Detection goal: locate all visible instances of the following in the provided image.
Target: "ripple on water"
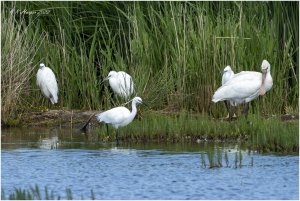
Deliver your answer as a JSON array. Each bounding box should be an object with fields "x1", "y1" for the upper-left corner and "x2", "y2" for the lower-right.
[{"x1": 1, "y1": 145, "x2": 299, "y2": 200}]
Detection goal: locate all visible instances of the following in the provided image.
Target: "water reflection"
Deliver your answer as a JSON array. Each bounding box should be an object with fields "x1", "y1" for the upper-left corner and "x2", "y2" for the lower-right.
[
  {"x1": 2, "y1": 127, "x2": 256, "y2": 168},
  {"x1": 39, "y1": 136, "x2": 59, "y2": 149},
  {"x1": 1, "y1": 127, "x2": 299, "y2": 200},
  {"x1": 200, "y1": 148, "x2": 254, "y2": 169}
]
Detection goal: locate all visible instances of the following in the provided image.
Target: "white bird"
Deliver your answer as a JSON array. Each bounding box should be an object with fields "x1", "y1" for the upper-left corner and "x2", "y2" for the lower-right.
[
  {"x1": 36, "y1": 63, "x2": 58, "y2": 104},
  {"x1": 212, "y1": 60, "x2": 273, "y2": 119},
  {"x1": 221, "y1": 66, "x2": 235, "y2": 118},
  {"x1": 81, "y1": 97, "x2": 145, "y2": 143},
  {"x1": 102, "y1": 71, "x2": 134, "y2": 99},
  {"x1": 222, "y1": 66, "x2": 234, "y2": 85}
]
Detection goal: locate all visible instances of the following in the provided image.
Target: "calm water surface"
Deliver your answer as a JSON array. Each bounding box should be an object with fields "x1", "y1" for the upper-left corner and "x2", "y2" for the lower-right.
[{"x1": 1, "y1": 128, "x2": 299, "y2": 199}]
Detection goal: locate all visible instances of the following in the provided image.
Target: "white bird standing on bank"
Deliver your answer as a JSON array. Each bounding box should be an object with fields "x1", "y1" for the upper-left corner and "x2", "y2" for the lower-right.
[
  {"x1": 102, "y1": 71, "x2": 134, "y2": 99},
  {"x1": 221, "y1": 66, "x2": 235, "y2": 118},
  {"x1": 222, "y1": 66, "x2": 235, "y2": 86},
  {"x1": 81, "y1": 97, "x2": 146, "y2": 143},
  {"x1": 212, "y1": 60, "x2": 273, "y2": 119},
  {"x1": 36, "y1": 63, "x2": 58, "y2": 104}
]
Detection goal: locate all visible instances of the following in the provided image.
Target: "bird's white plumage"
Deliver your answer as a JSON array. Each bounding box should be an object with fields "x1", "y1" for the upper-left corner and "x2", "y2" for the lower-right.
[
  {"x1": 105, "y1": 71, "x2": 134, "y2": 99},
  {"x1": 96, "y1": 97, "x2": 143, "y2": 129},
  {"x1": 36, "y1": 63, "x2": 58, "y2": 104},
  {"x1": 221, "y1": 65, "x2": 236, "y2": 113},
  {"x1": 212, "y1": 60, "x2": 273, "y2": 105},
  {"x1": 222, "y1": 66, "x2": 234, "y2": 85}
]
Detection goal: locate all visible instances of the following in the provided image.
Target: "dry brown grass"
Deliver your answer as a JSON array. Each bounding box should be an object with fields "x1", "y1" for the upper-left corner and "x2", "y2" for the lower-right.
[{"x1": 1, "y1": 7, "x2": 45, "y2": 124}]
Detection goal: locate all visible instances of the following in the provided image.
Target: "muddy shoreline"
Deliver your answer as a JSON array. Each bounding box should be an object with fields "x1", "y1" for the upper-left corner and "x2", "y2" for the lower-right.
[{"x1": 11, "y1": 110, "x2": 100, "y2": 129}]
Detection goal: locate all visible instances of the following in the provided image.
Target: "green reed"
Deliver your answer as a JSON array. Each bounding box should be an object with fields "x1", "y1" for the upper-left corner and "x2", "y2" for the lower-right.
[
  {"x1": 199, "y1": 146, "x2": 252, "y2": 169},
  {"x1": 92, "y1": 110, "x2": 298, "y2": 153},
  {"x1": 1, "y1": 185, "x2": 95, "y2": 200},
  {"x1": 1, "y1": 2, "x2": 298, "y2": 126},
  {"x1": 1, "y1": 2, "x2": 299, "y2": 137}
]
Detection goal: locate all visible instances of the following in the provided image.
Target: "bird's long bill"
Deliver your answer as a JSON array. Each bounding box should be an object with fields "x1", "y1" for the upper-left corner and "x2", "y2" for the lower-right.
[
  {"x1": 259, "y1": 71, "x2": 267, "y2": 95},
  {"x1": 99, "y1": 77, "x2": 109, "y2": 85},
  {"x1": 261, "y1": 70, "x2": 267, "y2": 84},
  {"x1": 141, "y1": 101, "x2": 148, "y2": 107}
]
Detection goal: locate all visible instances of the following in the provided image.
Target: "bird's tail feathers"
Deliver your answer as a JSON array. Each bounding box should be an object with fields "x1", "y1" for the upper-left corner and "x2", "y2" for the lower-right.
[
  {"x1": 50, "y1": 93, "x2": 58, "y2": 104},
  {"x1": 212, "y1": 93, "x2": 222, "y2": 103},
  {"x1": 212, "y1": 97, "x2": 219, "y2": 103},
  {"x1": 50, "y1": 97, "x2": 58, "y2": 104}
]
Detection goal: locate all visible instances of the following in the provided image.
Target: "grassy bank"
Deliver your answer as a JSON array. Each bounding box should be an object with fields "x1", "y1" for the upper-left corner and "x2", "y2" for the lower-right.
[
  {"x1": 1, "y1": 1, "x2": 299, "y2": 124},
  {"x1": 3, "y1": 108, "x2": 296, "y2": 153},
  {"x1": 2, "y1": 107, "x2": 297, "y2": 153},
  {"x1": 77, "y1": 110, "x2": 297, "y2": 153}
]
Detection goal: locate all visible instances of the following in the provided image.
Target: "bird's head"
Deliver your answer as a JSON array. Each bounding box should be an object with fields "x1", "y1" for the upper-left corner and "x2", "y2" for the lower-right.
[
  {"x1": 223, "y1": 65, "x2": 232, "y2": 73},
  {"x1": 132, "y1": 96, "x2": 147, "y2": 106},
  {"x1": 108, "y1": 71, "x2": 118, "y2": 78},
  {"x1": 39, "y1": 63, "x2": 45, "y2": 69},
  {"x1": 100, "y1": 71, "x2": 118, "y2": 84},
  {"x1": 261, "y1": 60, "x2": 270, "y2": 74}
]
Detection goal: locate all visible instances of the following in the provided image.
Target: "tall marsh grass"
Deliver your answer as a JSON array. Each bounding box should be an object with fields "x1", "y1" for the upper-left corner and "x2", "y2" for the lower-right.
[
  {"x1": 1, "y1": 7, "x2": 44, "y2": 124},
  {"x1": 93, "y1": 111, "x2": 298, "y2": 153},
  {"x1": 1, "y1": 2, "x2": 298, "y2": 122}
]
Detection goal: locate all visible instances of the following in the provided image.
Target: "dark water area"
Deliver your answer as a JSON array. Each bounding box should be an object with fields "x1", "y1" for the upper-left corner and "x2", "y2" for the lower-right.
[{"x1": 1, "y1": 128, "x2": 299, "y2": 200}]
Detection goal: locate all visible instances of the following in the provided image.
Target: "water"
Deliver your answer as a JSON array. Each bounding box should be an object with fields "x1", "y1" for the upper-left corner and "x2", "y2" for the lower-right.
[{"x1": 1, "y1": 128, "x2": 299, "y2": 200}]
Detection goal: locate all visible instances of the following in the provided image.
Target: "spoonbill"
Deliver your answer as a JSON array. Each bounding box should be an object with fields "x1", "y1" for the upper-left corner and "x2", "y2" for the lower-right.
[
  {"x1": 81, "y1": 97, "x2": 146, "y2": 143},
  {"x1": 221, "y1": 66, "x2": 235, "y2": 118},
  {"x1": 36, "y1": 63, "x2": 58, "y2": 104},
  {"x1": 101, "y1": 71, "x2": 134, "y2": 99},
  {"x1": 212, "y1": 60, "x2": 273, "y2": 120}
]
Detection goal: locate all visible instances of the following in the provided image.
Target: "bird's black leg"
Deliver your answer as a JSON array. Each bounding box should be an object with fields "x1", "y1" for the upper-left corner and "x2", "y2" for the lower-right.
[
  {"x1": 224, "y1": 101, "x2": 230, "y2": 115},
  {"x1": 242, "y1": 102, "x2": 249, "y2": 118},
  {"x1": 224, "y1": 101, "x2": 232, "y2": 122},
  {"x1": 106, "y1": 124, "x2": 109, "y2": 136},
  {"x1": 116, "y1": 130, "x2": 119, "y2": 146}
]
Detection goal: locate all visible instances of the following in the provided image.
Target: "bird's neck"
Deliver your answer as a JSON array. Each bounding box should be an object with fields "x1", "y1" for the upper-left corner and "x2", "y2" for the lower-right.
[
  {"x1": 259, "y1": 71, "x2": 272, "y2": 95},
  {"x1": 130, "y1": 101, "x2": 138, "y2": 117},
  {"x1": 125, "y1": 101, "x2": 138, "y2": 124},
  {"x1": 265, "y1": 71, "x2": 273, "y2": 91}
]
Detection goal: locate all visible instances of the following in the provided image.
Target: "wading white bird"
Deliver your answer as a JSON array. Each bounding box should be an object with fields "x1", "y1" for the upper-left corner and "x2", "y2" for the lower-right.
[
  {"x1": 221, "y1": 66, "x2": 235, "y2": 118},
  {"x1": 36, "y1": 63, "x2": 58, "y2": 104},
  {"x1": 101, "y1": 71, "x2": 134, "y2": 99},
  {"x1": 81, "y1": 97, "x2": 145, "y2": 143},
  {"x1": 212, "y1": 60, "x2": 273, "y2": 120}
]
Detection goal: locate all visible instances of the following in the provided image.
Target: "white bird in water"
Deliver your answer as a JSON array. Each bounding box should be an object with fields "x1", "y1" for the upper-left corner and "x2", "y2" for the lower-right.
[
  {"x1": 36, "y1": 63, "x2": 58, "y2": 104},
  {"x1": 212, "y1": 60, "x2": 273, "y2": 120},
  {"x1": 221, "y1": 66, "x2": 235, "y2": 118},
  {"x1": 81, "y1": 97, "x2": 146, "y2": 144},
  {"x1": 101, "y1": 71, "x2": 134, "y2": 99}
]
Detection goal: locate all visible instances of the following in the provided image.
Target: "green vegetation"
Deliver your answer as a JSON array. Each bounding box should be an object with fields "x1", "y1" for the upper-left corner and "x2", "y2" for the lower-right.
[
  {"x1": 1, "y1": 2, "x2": 298, "y2": 119},
  {"x1": 1, "y1": 185, "x2": 95, "y2": 200},
  {"x1": 93, "y1": 111, "x2": 298, "y2": 153},
  {"x1": 1, "y1": 2, "x2": 298, "y2": 152}
]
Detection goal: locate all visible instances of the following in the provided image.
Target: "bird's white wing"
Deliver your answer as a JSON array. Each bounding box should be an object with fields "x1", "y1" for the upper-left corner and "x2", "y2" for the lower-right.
[
  {"x1": 36, "y1": 69, "x2": 43, "y2": 87},
  {"x1": 118, "y1": 71, "x2": 134, "y2": 94},
  {"x1": 109, "y1": 76, "x2": 122, "y2": 95},
  {"x1": 43, "y1": 67, "x2": 58, "y2": 93},
  {"x1": 213, "y1": 72, "x2": 262, "y2": 102},
  {"x1": 96, "y1": 106, "x2": 130, "y2": 125}
]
